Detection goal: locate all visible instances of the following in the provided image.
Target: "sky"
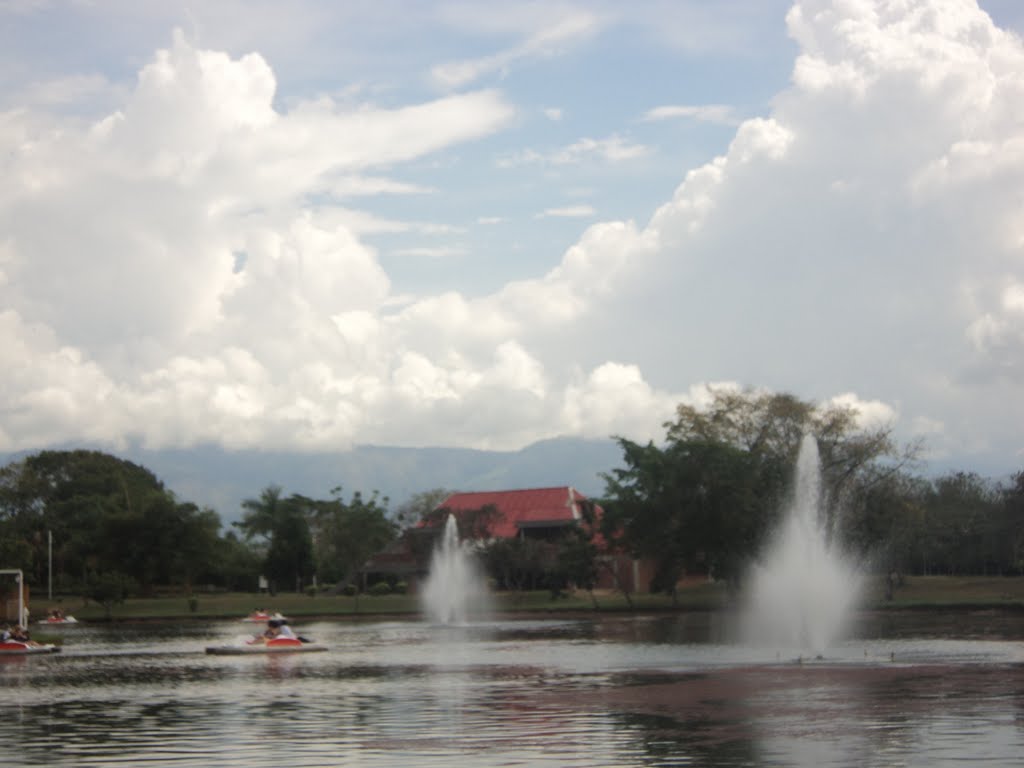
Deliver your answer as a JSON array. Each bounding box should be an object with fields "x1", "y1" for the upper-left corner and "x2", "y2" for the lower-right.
[{"x1": 1, "y1": 0, "x2": 1023, "y2": 477}]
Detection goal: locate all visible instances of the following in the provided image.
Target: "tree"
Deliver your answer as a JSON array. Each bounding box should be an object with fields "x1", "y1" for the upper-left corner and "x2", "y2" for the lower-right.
[
  {"x1": 602, "y1": 388, "x2": 915, "y2": 596},
  {"x1": 308, "y1": 487, "x2": 396, "y2": 588},
  {"x1": 1003, "y1": 472, "x2": 1024, "y2": 576},
  {"x1": 666, "y1": 387, "x2": 916, "y2": 525},
  {"x1": 557, "y1": 500, "x2": 601, "y2": 606},
  {"x1": 236, "y1": 486, "x2": 314, "y2": 592},
  {"x1": 393, "y1": 488, "x2": 452, "y2": 527},
  {"x1": 481, "y1": 537, "x2": 554, "y2": 593},
  {"x1": 603, "y1": 438, "x2": 773, "y2": 599},
  {"x1": 0, "y1": 449, "x2": 227, "y2": 594}
]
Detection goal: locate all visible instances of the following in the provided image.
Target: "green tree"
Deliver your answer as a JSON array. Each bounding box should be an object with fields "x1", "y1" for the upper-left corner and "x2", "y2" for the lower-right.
[
  {"x1": 393, "y1": 488, "x2": 452, "y2": 527},
  {"x1": 236, "y1": 486, "x2": 314, "y2": 592},
  {"x1": 557, "y1": 500, "x2": 601, "y2": 606},
  {"x1": 1003, "y1": 472, "x2": 1024, "y2": 575},
  {"x1": 307, "y1": 487, "x2": 396, "y2": 588},
  {"x1": 0, "y1": 450, "x2": 225, "y2": 594},
  {"x1": 603, "y1": 388, "x2": 914, "y2": 597},
  {"x1": 603, "y1": 438, "x2": 772, "y2": 599}
]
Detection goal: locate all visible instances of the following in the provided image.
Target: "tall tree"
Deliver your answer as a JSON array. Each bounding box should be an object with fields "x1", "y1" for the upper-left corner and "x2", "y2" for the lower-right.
[
  {"x1": 0, "y1": 449, "x2": 220, "y2": 594},
  {"x1": 236, "y1": 485, "x2": 314, "y2": 592},
  {"x1": 603, "y1": 388, "x2": 914, "y2": 595},
  {"x1": 307, "y1": 487, "x2": 396, "y2": 588}
]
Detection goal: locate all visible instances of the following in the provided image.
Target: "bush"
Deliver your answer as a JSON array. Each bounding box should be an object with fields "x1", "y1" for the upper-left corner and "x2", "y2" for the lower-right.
[
  {"x1": 393, "y1": 581, "x2": 408, "y2": 595},
  {"x1": 304, "y1": 585, "x2": 317, "y2": 598},
  {"x1": 340, "y1": 583, "x2": 358, "y2": 596},
  {"x1": 367, "y1": 581, "x2": 392, "y2": 596}
]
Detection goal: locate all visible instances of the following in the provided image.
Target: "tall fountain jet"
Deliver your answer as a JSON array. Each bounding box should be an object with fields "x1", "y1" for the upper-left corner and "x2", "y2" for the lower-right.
[
  {"x1": 421, "y1": 513, "x2": 488, "y2": 625},
  {"x1": 744, "y1": 434, "x2": 862, "y2": 655}
]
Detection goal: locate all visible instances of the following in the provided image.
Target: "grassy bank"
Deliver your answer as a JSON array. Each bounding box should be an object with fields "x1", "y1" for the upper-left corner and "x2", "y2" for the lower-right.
[
  {"x1": 863, "y1": 575, "x2": 1024, "y2": 610},
  {"x1": 38, "y1": 575, "x2": 1024, "y2": 622}
]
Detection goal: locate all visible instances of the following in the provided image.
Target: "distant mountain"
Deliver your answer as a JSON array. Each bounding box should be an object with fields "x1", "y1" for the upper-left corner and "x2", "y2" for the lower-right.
[{"x1": 1, "y1": 438, "x2": 625, "y2": 525}]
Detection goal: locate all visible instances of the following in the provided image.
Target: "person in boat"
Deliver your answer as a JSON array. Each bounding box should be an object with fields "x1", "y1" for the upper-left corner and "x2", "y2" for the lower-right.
[
  {"x1": 255, "y1": 618, "x2": 297, "y2": 643},
  {"x1": 251, "y1": 618, "x2": 282, "y2": 644},
  {"x1": 8, "y1": 625, "x2": 40, "y2": 646},
  {"x1": 275, "y1": 620, "x2": 297, "y2": 640},
  {"x1": 48, "y1": 608, "x2": 65, "y2": 621}
]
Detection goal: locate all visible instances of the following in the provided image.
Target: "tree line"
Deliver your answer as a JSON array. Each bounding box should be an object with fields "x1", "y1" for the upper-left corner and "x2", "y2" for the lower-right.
[
  {"x1": 0, "y1": 388, "x2": 1022, "y2": 604},
  {"x1": 0, "y1": 450, "x2": 397, "y2": 601},
  {"x1": 598, "y1": 389, "x2": 1024, "y2": 599}
]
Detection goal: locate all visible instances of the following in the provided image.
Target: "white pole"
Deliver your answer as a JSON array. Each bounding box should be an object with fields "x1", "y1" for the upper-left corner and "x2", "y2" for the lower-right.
[
  {"x1": 48, "y1": 530, "x2": 53, "y2": 601},
  {"x1": 16, "y1": 570, "x2": 24, "y2": 627}
]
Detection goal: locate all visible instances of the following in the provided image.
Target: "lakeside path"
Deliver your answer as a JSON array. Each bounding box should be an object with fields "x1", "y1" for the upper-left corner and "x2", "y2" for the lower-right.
[{"x1": 41, "y1": 575, "x2": 1024, "y2": 623}]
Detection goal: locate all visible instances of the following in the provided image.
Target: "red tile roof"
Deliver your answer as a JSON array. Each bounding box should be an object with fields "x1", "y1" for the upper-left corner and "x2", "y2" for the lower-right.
[{"x1": 437, "y1": 486, "x2": 599, "y2": 539}]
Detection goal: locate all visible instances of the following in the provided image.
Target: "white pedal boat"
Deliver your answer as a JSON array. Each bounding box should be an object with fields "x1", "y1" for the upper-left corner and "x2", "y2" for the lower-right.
[
  {"x1": 206, "y1": 637, "x2": 325, "y2": 655},
  {"x1": 0, "y1": 639, "x2": 61, "y2": 655},
  {"x1": 38, "y1": 615, "x2": 78, "y2": 625},
  {"x1": 240, "y1": 611, "x2": 289, "y2": 623}
]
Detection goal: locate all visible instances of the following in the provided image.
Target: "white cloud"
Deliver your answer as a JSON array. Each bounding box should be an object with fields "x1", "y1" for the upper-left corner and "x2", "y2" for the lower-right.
[
  {"x1": 431, "y1": 9, "x2": 603, "y2": 89},
  {"x1": 561, "y1": 362, "x2": 678, "y2": 442},
  {"x1": 3, "y1": 1, "x2": 1024, "y2": 476},
  {"x1": 391, "y1": 246, "x2": 468, "y2": 258},
  {"x1": 536, "y1": 205, "x2": 595, "y2": 218},
  {"x1": 642, "y1": 104, "x2": 740, "y2": 125},
  {"x1": 823, "y1": 393, "x2": 898, "y2": 430},
  {"x1": 498, "y1": 134, "x2": 650, "y2": 167}
]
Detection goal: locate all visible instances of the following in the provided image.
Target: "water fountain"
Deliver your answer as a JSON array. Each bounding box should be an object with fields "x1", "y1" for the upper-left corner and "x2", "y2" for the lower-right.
[
  {"x1": 743, "y1": 434, "x2": 862, "y2": 654},
  {"x1": 421, "y1": 513, "x2": 488, "y2": 624}
]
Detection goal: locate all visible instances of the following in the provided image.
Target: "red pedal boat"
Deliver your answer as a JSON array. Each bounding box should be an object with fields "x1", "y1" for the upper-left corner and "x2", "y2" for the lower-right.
[{"x1": 0, "y1": 639, "x2": 60, "y2": 655}]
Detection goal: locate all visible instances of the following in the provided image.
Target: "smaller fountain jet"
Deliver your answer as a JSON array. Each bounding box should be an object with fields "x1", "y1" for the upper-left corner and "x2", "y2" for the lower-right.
[{"x1": 421, "y1": 513, "x2": 488, "y2": 625}]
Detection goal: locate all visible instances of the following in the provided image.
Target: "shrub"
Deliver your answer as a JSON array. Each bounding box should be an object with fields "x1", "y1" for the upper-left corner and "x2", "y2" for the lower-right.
[
  {"x1": 340, "y1": 583, "x2": 358, "y2": 596},
  {"x1": 393, "y1": 581, "x2": 408, "y2": 595},
  {"x1": 368, "y1": 581, "x2": 392, "y2": 596}
]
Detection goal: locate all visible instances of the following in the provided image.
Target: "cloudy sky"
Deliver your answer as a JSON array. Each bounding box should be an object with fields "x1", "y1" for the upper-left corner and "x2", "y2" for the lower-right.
[{"x1": 2, "y1": 0, "x2": 1023, "y2": 476}]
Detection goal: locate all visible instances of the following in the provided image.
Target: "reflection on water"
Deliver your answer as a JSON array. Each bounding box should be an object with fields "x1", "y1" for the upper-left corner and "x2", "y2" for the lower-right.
[{"x1": 1, "y1": 612, "x2": 1023, "y2": 766}]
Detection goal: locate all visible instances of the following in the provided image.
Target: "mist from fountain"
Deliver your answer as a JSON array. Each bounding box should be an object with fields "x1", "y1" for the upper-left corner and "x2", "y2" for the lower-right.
[
  {"x1": 421, "y1": 513, "x2": 490, "y2": 625},
  {"x1": 743, "y1": 434, "x2": 862, "y2": 655}
]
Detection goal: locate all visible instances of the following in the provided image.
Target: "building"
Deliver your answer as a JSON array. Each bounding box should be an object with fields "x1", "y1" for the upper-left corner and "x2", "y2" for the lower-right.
[{"x1": 361, "y1": 486, "x2": 654, "y2": 593}]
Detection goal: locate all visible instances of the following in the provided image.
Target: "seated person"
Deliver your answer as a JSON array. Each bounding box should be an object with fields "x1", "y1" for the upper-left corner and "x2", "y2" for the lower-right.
[
  {"x1": 9, "y1": 625, "x2": 39, "y2": 646},
  {"x1": 253, "y1": 619, "x2": 281, "y2": 643}
]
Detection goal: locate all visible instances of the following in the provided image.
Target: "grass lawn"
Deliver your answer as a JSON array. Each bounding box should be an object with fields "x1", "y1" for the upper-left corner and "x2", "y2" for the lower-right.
[
  {"x1": 39, "y1": 575, "x2": 1024, "y2": 622},
  {"x1": 864, "y1": 574, "x2": 1024, "y2": 609}
]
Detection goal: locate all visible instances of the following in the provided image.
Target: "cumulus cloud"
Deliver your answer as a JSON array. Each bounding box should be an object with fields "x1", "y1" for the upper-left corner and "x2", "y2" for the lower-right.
[{"x1": 2, "y1": 1, "x2": 1024, "y2": 474}]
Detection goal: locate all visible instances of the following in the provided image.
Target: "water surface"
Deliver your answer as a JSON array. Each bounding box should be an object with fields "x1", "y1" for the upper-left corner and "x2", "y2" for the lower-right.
[{"x1": 3, "y1": 611, "x2": 1023, "y2": 766}]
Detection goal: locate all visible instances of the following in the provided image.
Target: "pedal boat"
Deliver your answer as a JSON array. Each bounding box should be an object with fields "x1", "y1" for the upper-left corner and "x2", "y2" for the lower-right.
[
  {"x1": 205, "y1": 637, "x2": 325, "y2": 655},
  {"x1": 39, "y1": 615, "x2": 78, "y2": 625},
  {"x1": 0, "y1": 639, "x2": 61, "y2": 655},
  {"x1": 240, "y1": 611, "x2": 289, "y2": 623}
]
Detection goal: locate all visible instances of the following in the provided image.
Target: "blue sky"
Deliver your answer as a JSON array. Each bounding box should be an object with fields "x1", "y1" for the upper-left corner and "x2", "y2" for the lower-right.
[{"x1": 2, "y1": 0, "x2": 1023, "y2": 476}]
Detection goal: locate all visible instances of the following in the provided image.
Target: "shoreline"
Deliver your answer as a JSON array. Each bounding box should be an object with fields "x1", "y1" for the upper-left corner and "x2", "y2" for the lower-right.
[{"x1": 33, "y1": 574, "x2": 1024, "y2": 622}]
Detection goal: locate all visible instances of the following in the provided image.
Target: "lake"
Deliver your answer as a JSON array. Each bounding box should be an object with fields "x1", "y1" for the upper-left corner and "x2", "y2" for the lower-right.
[{"x1": 3, "y1": 610, "x2": 1023, "y2": 767}]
